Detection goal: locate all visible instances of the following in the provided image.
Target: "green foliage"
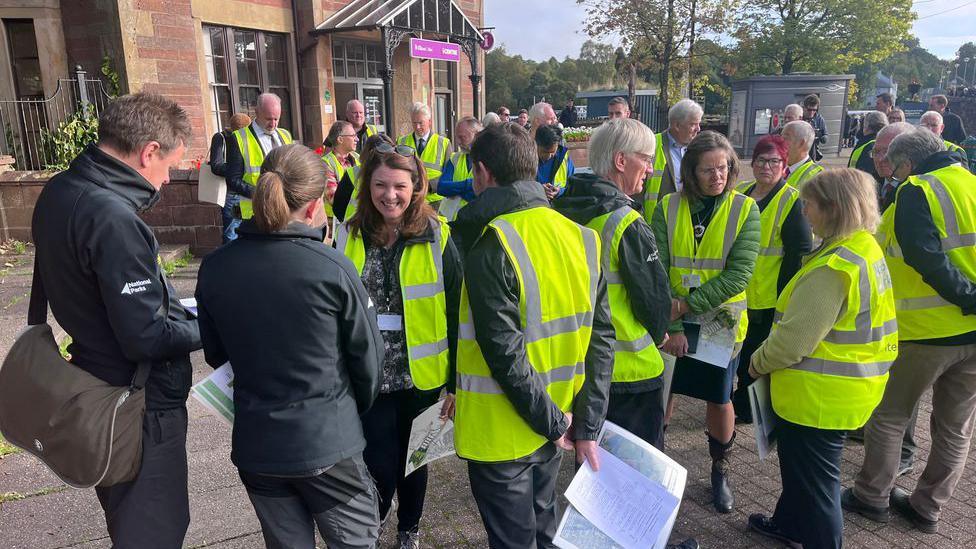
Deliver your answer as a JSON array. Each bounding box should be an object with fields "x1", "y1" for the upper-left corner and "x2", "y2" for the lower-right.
[
  {"x1": 41, "y1": 105, "x2": 98, "y2": 172},
  {"x1": 161, "y1": 251, "x2": 193, "y2": 278},
  {"x1": 849, "y1": 38, "x2": 942, "y2": 105},
  {"x1": 0, "y1": 434, "x2": 19, "y2": 458},
  {"x1": 58, "y1": 335, "x2": 72, "y2": 360},
  {"x1": 100, "y1": 56, "x2": 121, "y2": 97}
]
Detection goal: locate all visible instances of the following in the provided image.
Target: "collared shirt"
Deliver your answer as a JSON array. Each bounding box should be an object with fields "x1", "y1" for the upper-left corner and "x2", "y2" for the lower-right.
[
  {"x1": 415, "y1": 131, "x2": 432, "y2": 153},
  {"x1": 666, "y1": 131, "x2": 686, "y2": 191},
  {"x1": 787, "y1": 157, "x2": 811, "y2": 176},
  {"x1": 251, "y1": 122, "x2": 281, "y2": 154}
]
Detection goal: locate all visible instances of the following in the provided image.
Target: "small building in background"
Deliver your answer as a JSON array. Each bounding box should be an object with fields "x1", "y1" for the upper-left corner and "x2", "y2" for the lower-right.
[{"x1": 574, "y1": 89, "x2": 662, "y2": 131}]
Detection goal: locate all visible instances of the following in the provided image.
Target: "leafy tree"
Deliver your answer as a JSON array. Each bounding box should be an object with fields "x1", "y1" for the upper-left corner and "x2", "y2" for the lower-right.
[
  {"x1": 849, "y1": 38, "x2": 943, "y2": 104},
  {"x1": 732, "y1": 0, "x2": 914, "y2": 75}
]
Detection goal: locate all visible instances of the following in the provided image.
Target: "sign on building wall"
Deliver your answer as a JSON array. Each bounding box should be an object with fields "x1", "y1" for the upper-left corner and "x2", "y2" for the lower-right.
[{"x1": 410, "y1": 38, "x2": 460, "y2": 62}]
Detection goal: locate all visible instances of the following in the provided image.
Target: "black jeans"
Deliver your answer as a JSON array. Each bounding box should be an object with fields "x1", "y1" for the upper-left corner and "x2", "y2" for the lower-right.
[
  {"x1": 732, "y1": 308, "x2": 775, "y2": 420},
  {"x1": 361, "y1": 387, "x2": 441, "y2": 533},
  {"x1": 95, "y1": 407, "x2": 190, "y2": 549},
  {"x1": 606, "y1": 385, "x2": 665, "y2": 450},
  {"x1": 772, "y1": 418, "x2": 846, "y2": 549}
]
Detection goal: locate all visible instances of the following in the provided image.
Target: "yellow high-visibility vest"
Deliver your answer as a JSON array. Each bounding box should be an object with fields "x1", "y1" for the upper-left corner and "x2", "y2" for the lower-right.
[
  {"x1": 335, "y1": 217, "x2": 451, "y2": 390},
  {"x1": 849, "y1": 140, "x2": 874, "y2": 168},
  {"x1": 642, "y1": 132, "x2": 670, "y2": 223},
  {"x1": 398, "y1": 132, "x2": 451, "y2": 203},
  {"x1": 785, "y1": 159, "x2": 824, "y2": 188},
  {"x1": 234, "y1": 126, "x2": 293, "y2": 219},
  {"x1": 439, "y1": 152, "x2": 471, "y2": 222},
  {"x1": 454, "y1": 207, "x2": 600, "y2": 462},
  {"x1": 876, "y1": 165, "x2": 976, "y2": 340},
  {"x1": 587, "y1": 206, "x2": 664, "y2": 382},
  {"x1": 736, "y1": 181, "x2": 802, "y2": 310},
  {"x1": 770, "y1": 230, "x2": 897, "y2": 430},
  {"x1": 661, "y1": 191, "x2": 755, "y2": 343}
]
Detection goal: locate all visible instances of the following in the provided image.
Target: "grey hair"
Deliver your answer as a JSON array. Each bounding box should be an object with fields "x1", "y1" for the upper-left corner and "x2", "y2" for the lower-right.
[
  {"x1": 346, "y1": 99, "x2": 363, "y2": 111},
  {"x1": 886, "y1": 128, "x2": 946, "y2": 170},
  {"x1": 588, "y1": 118, "x2": 656, "y2": 179},
  {"x1": 457, "y1": 116, "x2": 484, "y2": 133},
  {"x1": 783, "y1": 120, "x2": 815, "y2": 149},
  {"x1": 784, "y1": 104, "x2": 803, "y2": 118},
  {"x1": 97, "y1": 93, "x2": 192, "y2": 154},
  {"x1": 863, "y1": 111, "x2": 889, "y2": 134},
  {"x1": 529, "y1": 102, "x2": 553, "y2": 123},
  {"x1": 257, "y1": 93, "x2": 281, "y2": 110},
  {"x1": 919, "y1": 111, "x2": 943, "y2": 126},
  {"x1": 876, "y1": 122, "x2": 915, "y2": 143},
  {"x1": 410, "y1": 102, "x2": 431, "y2": 118},
  {"x1": 668, "y1": 99, "x2": 703, "y2": 125},
  {"x1": 481, "y1": 112, "x2": 501, "y2": 127},
  {"x1": 608, "y1": 96, "x2": 629, "y2": 108}
]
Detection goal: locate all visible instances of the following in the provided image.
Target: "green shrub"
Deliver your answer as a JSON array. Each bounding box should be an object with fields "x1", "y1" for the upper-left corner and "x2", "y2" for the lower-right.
[{"x1": 41, "y1": 105, "x2": 99, "y2": 172}]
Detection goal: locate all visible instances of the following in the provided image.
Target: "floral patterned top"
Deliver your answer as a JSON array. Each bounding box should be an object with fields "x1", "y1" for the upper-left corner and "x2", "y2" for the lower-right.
[{"x1": 361, "y1": 241, "x2": 413, "y2": 393}]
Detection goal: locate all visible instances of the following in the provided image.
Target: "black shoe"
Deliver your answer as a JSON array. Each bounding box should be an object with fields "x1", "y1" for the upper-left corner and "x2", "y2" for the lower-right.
[
  {"x1": 666, "y1": 538, "x2": 699, "y2": 549},
  {"x1": 707, "y1": 432, "x2": 735, "y2": 514},
  {"x1": 890, "y1": 487, "x2": 938, "y2": 534},
  {"x1": 748, "y1": 514, "x2": 802, "y2": 548},
  {"x1": 841, "y1": 487, "x2": 889, "y2": 523}
]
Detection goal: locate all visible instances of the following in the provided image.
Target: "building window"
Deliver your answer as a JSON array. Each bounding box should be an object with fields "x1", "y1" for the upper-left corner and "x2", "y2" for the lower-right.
[
  {"x1": 332, "y1": 40, "x2": 382, "y2": 80},
  {"x1": 4, "y1": 19, "x2": 43, "y2": 98},
  {"x1": 202, "y1": 25, "x2": 293, "y2": 133}
]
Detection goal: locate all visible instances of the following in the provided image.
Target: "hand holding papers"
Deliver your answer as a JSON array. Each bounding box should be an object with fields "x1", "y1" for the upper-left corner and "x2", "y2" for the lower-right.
[
  {"x1": 191, "y1": 363, "x2": 234, "y2": 424},
  {"x1": 748, "y1": 375, "x2": 778, "y2": 460},
  {"x1": 404, "y1": 401, "x2": 456, "y2": 477}
]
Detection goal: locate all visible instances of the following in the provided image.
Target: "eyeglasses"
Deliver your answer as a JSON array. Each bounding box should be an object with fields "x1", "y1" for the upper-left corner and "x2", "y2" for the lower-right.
[
  {"x1": 753, "y1": 158, "x2": 783, "y2": 168},
  {"x1": 869, "y1": 149, "x2": 888, "y2": 159},
  {"x1": 339, "y1": 133, "x2": 358, "y2": 138},
  {"x1": 804, "y1": 107, "x2": 818, "y2": 113},
  {"x1": 697, "y1": 165, "x2": 729, "y2": 177},
  {"x1": 375, "y1": 143, "x2": 416, "y2": 157}
]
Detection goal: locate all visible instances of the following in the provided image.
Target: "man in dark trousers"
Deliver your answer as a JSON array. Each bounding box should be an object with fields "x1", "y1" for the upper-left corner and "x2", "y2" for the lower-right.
[{"x1": 31, "y1": 93, "x2": 202, "y2": 548}]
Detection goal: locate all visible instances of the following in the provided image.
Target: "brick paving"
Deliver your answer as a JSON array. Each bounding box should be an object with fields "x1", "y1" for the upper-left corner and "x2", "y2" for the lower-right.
[{"x1": 3, "y1": 153, "x2": 975, "y2": 548}]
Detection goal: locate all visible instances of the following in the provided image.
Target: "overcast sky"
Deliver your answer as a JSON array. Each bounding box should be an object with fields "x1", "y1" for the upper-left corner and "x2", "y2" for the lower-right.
[{"x1": 483, "y1": 0, "x2": 976, "y2": 62}]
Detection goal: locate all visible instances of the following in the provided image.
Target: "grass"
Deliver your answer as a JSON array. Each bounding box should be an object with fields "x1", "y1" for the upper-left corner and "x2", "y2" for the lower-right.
[
  {"x1": 0, "y1": 434, "x2": 19, "y2": 458},
  {"x1": 0, "y1": 485, "x2": 66, "y2": 504},
  {"x1": 161, "y1": 251, "x2": 193, "y2": 277},
  {"x1": 0, "y1": 239, "x2": 28, "y2": 256}
]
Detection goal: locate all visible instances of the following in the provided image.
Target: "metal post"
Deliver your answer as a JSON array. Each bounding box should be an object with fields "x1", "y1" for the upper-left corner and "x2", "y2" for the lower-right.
[
  {"x1": 458, "y1": 38, "x2": 482, "y2": 119},
  {"x1": 381, "y1": 27, "x2": 408, "y2": 135},
  {"x1": 75, "y1": 65, "x2": 90, "y2": 106}
]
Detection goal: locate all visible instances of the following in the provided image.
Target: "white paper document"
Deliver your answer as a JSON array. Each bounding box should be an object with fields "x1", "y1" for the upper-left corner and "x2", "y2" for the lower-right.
[
  {"x1": 555, "y1": 421, "x2": 687, "y2": 549},
  {"x1": 179, "y1": 297, "x2": 198, "y2": 317},
  {"x1": 190, "y1": 362, "x2": 234, "y2": 424},
  {"x1": 749, "y1": 375, "x2": 778, "y2": 460},
  {"x1": 404, "y1": 401, "x2": 455, "y2": 477},
  {"x1": 685, "y1": 302, "x2": 745, "y2": 368}
]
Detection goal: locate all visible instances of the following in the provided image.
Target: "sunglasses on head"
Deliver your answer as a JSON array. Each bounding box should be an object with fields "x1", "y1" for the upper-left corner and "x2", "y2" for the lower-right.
[{"x1": 375, "y1": 143, "x2": 416, "y2": 157}]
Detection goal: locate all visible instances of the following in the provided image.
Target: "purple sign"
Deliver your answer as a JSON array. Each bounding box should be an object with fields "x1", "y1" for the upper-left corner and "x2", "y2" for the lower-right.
[{"x1": 410, "y1": 38, "x2": 460, "y2": 62}]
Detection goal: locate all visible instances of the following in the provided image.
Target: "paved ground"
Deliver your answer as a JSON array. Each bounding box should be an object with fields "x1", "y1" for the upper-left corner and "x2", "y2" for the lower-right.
[{"x1": 3, "y1": 153, "x2": 975, "y2": 548}]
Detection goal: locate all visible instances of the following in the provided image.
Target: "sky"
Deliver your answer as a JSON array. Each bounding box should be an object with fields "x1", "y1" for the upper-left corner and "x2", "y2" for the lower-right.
[{"x1": 483, "y1": 0, "x2": 976, "y2": 62}]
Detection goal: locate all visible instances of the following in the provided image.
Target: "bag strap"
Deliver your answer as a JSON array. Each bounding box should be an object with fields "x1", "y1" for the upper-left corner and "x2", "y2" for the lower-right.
[{"x1": 31, "y1": 256, "x2": 153, "y2": 391}]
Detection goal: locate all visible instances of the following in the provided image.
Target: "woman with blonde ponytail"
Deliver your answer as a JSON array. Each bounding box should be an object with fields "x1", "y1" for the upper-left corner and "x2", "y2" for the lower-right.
[{"x1": 195, "y1": 143, "x2": 385, "y2": 549}]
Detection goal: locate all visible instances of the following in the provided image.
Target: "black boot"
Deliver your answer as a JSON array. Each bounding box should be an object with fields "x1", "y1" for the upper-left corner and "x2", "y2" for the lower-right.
[{"x1": 707, "y1": 431, "x2": 735, "y2": 514}]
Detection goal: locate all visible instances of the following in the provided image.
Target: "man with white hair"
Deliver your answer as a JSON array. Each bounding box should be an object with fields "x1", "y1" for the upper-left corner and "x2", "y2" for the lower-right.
[
  {"x1": 874, "y1": 122, "x2": 916, "y2": 211},
  {"x1": 781, "y1": 120, "x2": 824, "y2": 188},
  {"x1": 772, "y1": 104, "x2": 803, "y2": 135},
  {"x1": 848, "y1": 111, "x2": 889, "y2": 183},
  {"x1": 438, "y1": 116, "x2": 483, "y2": 221},
  {"x1": 844, "y1": 128, "x2": 976, "y2": 536},
  {"x1": 528, "y1": 101, "x2": 558, "y2": 137},
  {"x1": 224, "y1": 92, "x2": 293, "y2": 220},
  {"x1": 641, "y1": 98, "x2": 703, "y2": 222},
  {"x1": 919, "y1": 111, "x2": 969, "y2": 165},
  {"x1": 397, "y1": 102, "x2": 452, "y2": 201},
  {"x1": 552, "y1": 118, "x2": 698, "y2": 549},
  {"x1": 345, "y1": 99, "x2": 378, "y2": 153}
]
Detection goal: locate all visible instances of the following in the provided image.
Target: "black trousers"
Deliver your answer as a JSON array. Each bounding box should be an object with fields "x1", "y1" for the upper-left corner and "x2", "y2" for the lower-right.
[
  {"x1": 361, "y1": 387, "x2": 441, "y2": 533},
  {"x1": 240, "y1": 455, "x2": 380, "y2": 549},
  {"x1": 772, "y1": 418, "x2": 845, "y2": 549},
  {"x1": 468, "y1": 444, "x2": 562, "y2": 549},
  {"x1": 606, "y1": 386, "x2": 665, "y2": 450},
  {"x1": 732, "y1": 308, "x2": 775, "y2": 420},
  {"x1": 95, "y1": 407, "x2": 190, "y2": 549}
]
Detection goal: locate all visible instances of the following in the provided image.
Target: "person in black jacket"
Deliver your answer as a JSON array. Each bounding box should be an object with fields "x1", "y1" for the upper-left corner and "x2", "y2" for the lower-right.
[
  {"x1": 802, "y1": 94, "x2": 828, "y2": 161},
  {"x1": 336, "y1": 145, "x2": 462, "y2": 549},
  {"x1": 558, "y1": 99, "x2": 578, "y2": 128},
  {"x1": 31, "y1": 93, "x2": 202, "y2": 548},
  {"x1": 209, "y1": 112, "x2": 251, "y2": 243},
  {"x1": 196, "y1": 144, "x2": 384, "y2": 549},
  {"x1": 929, "y1": 94, "x2": 968, "y2": 145}
]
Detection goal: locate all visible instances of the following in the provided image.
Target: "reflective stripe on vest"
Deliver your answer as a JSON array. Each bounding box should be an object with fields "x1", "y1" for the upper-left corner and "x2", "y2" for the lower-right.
[
  {"x1": 642, "y1": 132, "x2": 669, "y2": 223},
  {"x1": 455, "y1": 208, "x2": 600, "y2": 462},
  {"x1": 335, "y1": 218, "x2": 451, "y2": 390},
  {"x1": 663, "y1": 191, "x2": 752, "y2": 343},
  {"x1": 398, "y1": 133, "x2": 451, "y2": 202},
  {"x1": 770, "y1": 230, "x2": 897, "y2": 430},
  {"x1": 877, "y1": 166, "x2": 976, "y2": 339},
  {"x1": 587, "y1": 206, "x2": 664, "y2": 382},
  {"x1": 849, "y1": 140, "x2": 874, "y2": 168},
  {"x1": 737, "y1": 181, "x2": 802, "y2": 309},
  {"x1": 235, "y1": 127, "x2": 293, "y2": 219},
  {"x1": 946, "y1": 140, "x2": 965, "y2": 155},
  {"x1": 439, "y1": 152, "x2": 470, "y2": 222},
  {"x1": 344, "y1": 165, "x2": 363, "y2": 220},
  {"x1": 785, "y1": 160, "x2": 824, "y2": 188}
]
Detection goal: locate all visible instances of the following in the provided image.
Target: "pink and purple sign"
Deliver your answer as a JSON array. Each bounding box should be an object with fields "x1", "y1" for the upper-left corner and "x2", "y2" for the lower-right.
[{"x1": 410, "y1": 38, "x2": 460, "y2": 62}]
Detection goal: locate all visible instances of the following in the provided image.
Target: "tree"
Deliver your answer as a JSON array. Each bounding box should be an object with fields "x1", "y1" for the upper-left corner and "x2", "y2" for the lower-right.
[
  {"x1": 579, "y1": 40, "x2": 615, "y2": 88},
  {"x1": 732, "y1": 0, "x2": 915, "y2": 75},
  {"x1": 849, "y1": 38, "x2": 943, "y2": 104},
  {"x1": 579, "y1": 0, "x2": 732, "y2": 118}
]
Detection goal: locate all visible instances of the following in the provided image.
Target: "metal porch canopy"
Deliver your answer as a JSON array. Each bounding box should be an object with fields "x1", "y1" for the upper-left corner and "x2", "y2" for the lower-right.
[{"x1": 312, "y1": 0, "x2": 485, "y2": 130}]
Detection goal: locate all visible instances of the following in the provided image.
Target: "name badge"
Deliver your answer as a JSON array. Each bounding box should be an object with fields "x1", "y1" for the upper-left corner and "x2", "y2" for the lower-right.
[
  {"x1": 377, "y1": 314, "x2": 403, "y2": 331},
  {"x1": 681, "y1": 274, "x2": 702, "y2": 289}
]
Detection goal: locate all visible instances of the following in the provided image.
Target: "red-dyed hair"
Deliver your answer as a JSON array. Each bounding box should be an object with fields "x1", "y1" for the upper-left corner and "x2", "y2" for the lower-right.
[{"x1": 751, "y1": 134, "x2": 788, "y2": 165}]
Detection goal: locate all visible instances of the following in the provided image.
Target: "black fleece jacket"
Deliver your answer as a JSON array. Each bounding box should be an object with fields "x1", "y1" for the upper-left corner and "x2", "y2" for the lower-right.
[
  {"x1": 553, "y1": 174, "x2": 671, "y2": 394},
  {"x1": 31, "y1": 144, "x2": 201, "y2": 410},
  {"x1": 895, "y1": 150, "x2": 976, "y2": 345},
  {"x1": 451, "y1": 181, "x2": 615, "y2": 441}
]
